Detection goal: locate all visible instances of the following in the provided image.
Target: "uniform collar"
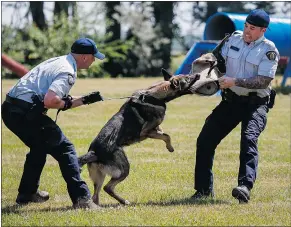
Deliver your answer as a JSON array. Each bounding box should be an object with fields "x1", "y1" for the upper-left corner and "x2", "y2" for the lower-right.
[
  {"x1": 247, "y1": 35, "x2": 265, "y2": 47},
  {"x1": 253, "y1": 35, "x2": 265, "y2": 45},
  {"x1": 67, "y1": 53, "x2": 77, "y2": 72}
]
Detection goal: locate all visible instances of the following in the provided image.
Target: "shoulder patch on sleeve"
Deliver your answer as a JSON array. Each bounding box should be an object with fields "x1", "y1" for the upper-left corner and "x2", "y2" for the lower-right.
[
  {"x1": 68, "y1": 73, "x2": 75, "y2": 85},
  {"x1": 266, "y1": 51, "x2": 277, "y2": 61}
]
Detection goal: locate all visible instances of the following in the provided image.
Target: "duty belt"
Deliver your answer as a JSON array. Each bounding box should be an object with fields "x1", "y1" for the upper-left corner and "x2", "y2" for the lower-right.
[
  {"x1": 5, "y1": 95, "x2": 33, "y2": 110},
  {"x1": 222, "y1": 89, "x2": 269, "y2": 105}
]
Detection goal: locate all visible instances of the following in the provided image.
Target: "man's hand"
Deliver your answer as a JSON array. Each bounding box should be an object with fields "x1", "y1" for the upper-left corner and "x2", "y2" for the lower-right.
[
  {"x1": 218, "y1": 76, "x2": 236, "y2": 89},
  {"x1": 61, "y1": 95, "x2": 73, "y2": 111},
  {"x1": 82, "y1": 91, "x2": 104, "y2": 105}
]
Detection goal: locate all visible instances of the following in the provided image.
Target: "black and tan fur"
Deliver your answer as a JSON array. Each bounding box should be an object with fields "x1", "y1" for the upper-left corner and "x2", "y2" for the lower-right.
[{"x1": 78, "y1": 70, "x2": 200, "y2": 206}]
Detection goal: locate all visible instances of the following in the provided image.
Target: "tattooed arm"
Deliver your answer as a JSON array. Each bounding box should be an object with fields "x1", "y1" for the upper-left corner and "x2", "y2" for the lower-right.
[
  {"x1": 218, "y1": 75, "x2": 272, "y2": 89},
  {"x1": 234, "y1": 75, "x2": 273, "y2": 89}
]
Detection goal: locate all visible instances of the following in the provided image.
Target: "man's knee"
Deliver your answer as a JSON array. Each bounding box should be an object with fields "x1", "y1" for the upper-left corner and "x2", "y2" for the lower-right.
[
  {"x1": 196, "y1": 129, "x2": 217, "y2": 152},
  {"x1": 60, "y1": 139, "x2": 76, "y2": 155},
  {"x1": 25, "y1": 150, "x2": 47, "y2": 165},
  {"x1": 241, "y1": 131, "x2": 259, "y2": 150},
  {"x1": 196, "y1": 133, "x2": 207, "y2": 149},
  {"x1": 50, "y1": 138, "x2": 75, "y2": 158}
]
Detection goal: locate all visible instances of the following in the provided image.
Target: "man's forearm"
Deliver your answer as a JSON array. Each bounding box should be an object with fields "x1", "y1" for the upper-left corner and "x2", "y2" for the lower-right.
[
  {"x1": 235, "y1": 75, "x2": 272, "y2": 89},
  {"x1": 70, "y1": 97, "x2": 84, "y2": 108},
  {"x1": 44, "y1": 91, "x2": 84, "y2": 109}
]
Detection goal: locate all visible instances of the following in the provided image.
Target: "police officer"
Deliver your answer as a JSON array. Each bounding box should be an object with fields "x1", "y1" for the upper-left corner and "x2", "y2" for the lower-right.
[
  {"x1": 2, "y1": 38, "x2": 106, "y2": 209},
  {"x1": 191, "y1": 9, "x2": 279, "y2": 203}
]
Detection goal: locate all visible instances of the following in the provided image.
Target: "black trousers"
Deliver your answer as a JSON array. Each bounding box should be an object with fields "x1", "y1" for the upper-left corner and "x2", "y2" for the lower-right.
[
  {"x1": 195, "y1": 100, "x2": 268, "y2": 192},
  {"x1": 1, "y1": 101, "x2": 91, "y2": 204}
]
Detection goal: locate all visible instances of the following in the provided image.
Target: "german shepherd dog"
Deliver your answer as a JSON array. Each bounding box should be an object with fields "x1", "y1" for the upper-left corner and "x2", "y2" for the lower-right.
[{"x1": 78, "y1": 70, "x2": 200, "y2": 206}]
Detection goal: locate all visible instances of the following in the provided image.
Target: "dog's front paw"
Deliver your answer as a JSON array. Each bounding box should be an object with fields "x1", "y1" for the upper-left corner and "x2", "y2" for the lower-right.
[
  {"x1": 167, "y1": 145, "x2": 174, "y2": 152},
  {"x1": 124, "y1": 200, "x2": 130, "y2": 205}
]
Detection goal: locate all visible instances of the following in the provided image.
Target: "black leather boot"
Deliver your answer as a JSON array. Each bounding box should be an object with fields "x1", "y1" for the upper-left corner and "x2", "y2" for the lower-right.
[
  {"x1": 232, "y1": 185, "x2": 250, "y2": 203},
  {"x1": 16, "y1": 190, "x2": 49, "y2": 205}
]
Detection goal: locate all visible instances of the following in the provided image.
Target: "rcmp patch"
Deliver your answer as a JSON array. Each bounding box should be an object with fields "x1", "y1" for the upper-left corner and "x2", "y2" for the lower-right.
[
  {"x1": 68, "y1": 73, "x2": 75, "y2": 85},
  {"x1": 266, "y1": 51, "x2": 277, "y2": 61}
]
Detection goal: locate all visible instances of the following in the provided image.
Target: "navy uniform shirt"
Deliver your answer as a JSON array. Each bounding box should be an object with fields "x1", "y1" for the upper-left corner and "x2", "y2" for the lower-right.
[
  {"x1": 8, "y1": 53, "x2": 77, "y2": 103},
  {"x1": 221, "y1": 31, "x2": 279, "y2": 98}
]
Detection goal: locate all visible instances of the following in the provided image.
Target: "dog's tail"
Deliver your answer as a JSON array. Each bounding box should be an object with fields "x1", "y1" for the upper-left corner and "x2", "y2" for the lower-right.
[{"x1": 78, "y1": 150, "x2": 98, "y2": 171}]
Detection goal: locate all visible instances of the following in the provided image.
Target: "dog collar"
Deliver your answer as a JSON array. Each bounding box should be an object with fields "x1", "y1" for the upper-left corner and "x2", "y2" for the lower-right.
[{"x1": 138, "y1": 94, "x2": 166, "y2": 107}]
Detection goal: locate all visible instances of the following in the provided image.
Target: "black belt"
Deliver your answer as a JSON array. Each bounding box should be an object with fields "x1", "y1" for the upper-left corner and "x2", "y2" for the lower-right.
[
  {"x1": 222, "y1": 89, "x2": 269, "y2": 105},
  {"x1": 5, "y1": 95, "x2": 33, "y2": 110}
]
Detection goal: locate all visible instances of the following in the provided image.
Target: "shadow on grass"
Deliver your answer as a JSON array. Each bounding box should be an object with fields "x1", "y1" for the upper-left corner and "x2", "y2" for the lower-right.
[
  {"x1": 2, "y1": 204, "x2": 22, "y2": 214},
  {"x1": 35, "y1": 206, "x2": 74, "y2": 212},
  {"x1": 2, "y1": 198, "x2": 230, "y2": 214},
  {"x1": 2, "y1": 204, "x2": 74, "y2": 214},
  {"x1": 99, "y1": 197, "x2": 230, "y2": 207},
  {"x1": 101, "y1": 203, "x2": 125, "y2": 208},
  {"x1": 2, "y1": 203, "x2": 125, "y2": 213},
  {"x1": 139, "y1": 197, "x2": 231, "y2": 206},
  {"x1": 274, "y1": 86, "x2": 291, "y2": 95}
]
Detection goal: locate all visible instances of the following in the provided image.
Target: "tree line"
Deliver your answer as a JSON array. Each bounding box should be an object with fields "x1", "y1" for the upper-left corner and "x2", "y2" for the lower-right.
[{"x1": 2, "y1": 1, "x2": 286, "y2": 78}]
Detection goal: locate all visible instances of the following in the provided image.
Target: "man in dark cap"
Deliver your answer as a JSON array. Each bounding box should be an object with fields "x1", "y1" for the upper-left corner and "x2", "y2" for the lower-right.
[
  {"x1": 191, "y1": 9, "x2": 279, "y2": 203},
  {"x1": 2, "y1": 37, "x2": 105, "y2": 209}
]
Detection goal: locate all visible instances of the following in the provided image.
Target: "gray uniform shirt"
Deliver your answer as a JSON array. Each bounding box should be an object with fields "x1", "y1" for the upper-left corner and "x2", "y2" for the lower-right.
[
  {"x1": 8, "y1": 54, "x2": 77, "y2": 103},
  {"x1": 221, "y1": 31, "x2": 279, "y2": 97}
]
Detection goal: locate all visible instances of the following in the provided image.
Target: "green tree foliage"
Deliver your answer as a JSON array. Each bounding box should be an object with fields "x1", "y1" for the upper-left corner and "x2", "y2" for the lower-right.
[
  {"x1": 103, "y1": 1, "x2": 124, "y2": 78},
  {"x1": 281, "y1": 2, "x2": 291, "y2": 15},
  {"x1": 2, "y1": 8, "x2": 131, "y2": 78},
  {"x1": 252, "y1": 1, "x2": 276, "y2": 14},
  {"x1": 192, "y1": 2, "x2": 246, "y2": 24},
  {"x1": 151, "y1": 2, "x2": 175, "y2": 75},
  {"x1": 53, "y1": 2, "x2": 77, "y2": 26},
  {"x1": 192, "y1": 1, "x2": 275, "y2": 24},
  {"x1": 29, "y1": 2, "x2": 47, "y2": 31},
  {"x1": 113, "y1": 2, "x2": 155, "y2": 77},
  {"x1": 114, "y1": 2, "x2": 176, "y2": 77}
]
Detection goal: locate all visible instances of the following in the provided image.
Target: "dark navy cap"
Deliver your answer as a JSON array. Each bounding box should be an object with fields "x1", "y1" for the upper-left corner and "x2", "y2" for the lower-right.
[
  {"x1": 246, "y1": 9, "x2": 270, "y2": 28},
  {"x1": 71, "y1": 38, "x2": 105, "y2": 60}
]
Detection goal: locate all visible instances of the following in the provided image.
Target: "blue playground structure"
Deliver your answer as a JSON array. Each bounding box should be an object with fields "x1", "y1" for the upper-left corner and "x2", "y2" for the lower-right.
[{"x1": 175, "y1": 12, "x2": 291, "y2": 86}]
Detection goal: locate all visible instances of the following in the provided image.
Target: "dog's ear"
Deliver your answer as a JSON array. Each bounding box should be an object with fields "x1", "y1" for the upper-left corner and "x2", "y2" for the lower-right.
[{"x1": 161, "y1": 68, "x2": 172, "y2": 81}]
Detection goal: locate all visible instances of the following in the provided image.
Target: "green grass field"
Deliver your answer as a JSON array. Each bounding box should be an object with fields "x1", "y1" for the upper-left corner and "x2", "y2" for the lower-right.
[{"x1": 1, "y1": 78, "x2": 290, "y2": 226}]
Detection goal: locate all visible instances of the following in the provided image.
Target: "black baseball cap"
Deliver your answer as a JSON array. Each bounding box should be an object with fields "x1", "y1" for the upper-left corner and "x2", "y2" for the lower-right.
[
  {"x1": 71, "y1": 38, "x2": 105, "y2": 60},
  {"x1": 246, "y1": 9, "x2": 270, "y2": 28}
]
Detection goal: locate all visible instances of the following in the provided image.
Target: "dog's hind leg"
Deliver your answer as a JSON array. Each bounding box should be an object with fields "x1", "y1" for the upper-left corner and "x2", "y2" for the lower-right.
[
  {"x1": 147, "y1": 126, "x2": 174, "y2": 152},
  {"x1": 88, "y1": 163, "x2": 106, "y2": 205},
  {"x1": 104, "y1": 175, "x2": 130, "y2": 205},
  {"x1": 103, "y1": 149, "x2": 130, "y2": 205}
]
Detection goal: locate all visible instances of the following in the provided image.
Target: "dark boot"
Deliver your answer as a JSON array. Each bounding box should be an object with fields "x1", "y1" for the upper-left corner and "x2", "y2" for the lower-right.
[
  {"x1": 16, "y1": 190, "x2": 49, "y2": 205},
  {"x1": 73, "y1": 198, "x2": 101, "y2": 210},
  {"x1": 232, "y1": 185, "x2": 250, "y2": 203},
  {"x1": 190, "y1": 190, "x2": 214, "y2": 201}
]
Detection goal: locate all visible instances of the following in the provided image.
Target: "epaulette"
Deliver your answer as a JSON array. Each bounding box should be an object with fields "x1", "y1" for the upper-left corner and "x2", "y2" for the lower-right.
[{"x1": 262, "y1": 38, "x2": 276, "y2": 48}]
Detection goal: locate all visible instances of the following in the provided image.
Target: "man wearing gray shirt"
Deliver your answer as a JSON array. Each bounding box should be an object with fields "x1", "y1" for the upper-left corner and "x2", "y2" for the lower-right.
[
  {"x1": 2, "y1": 38, "x2": 105, "y2": 209},
  {"x1": 191, "y1": 9, "x2": 279, "y2": 203}
]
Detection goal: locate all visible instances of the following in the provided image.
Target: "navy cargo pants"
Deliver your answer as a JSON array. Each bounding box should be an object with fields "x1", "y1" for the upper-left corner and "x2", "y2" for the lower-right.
[
  {"x1": 194, "y1": 99, "x2": 268, "y2": 192},
  {"x1": 1, "y1": 101, "x2": 91, "y2": 204}
]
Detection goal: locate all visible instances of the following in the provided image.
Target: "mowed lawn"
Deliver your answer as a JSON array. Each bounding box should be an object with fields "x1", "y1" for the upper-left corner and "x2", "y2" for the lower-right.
[{"x1": 1, "y1": 78, "x2": 290, "y2": 226}]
